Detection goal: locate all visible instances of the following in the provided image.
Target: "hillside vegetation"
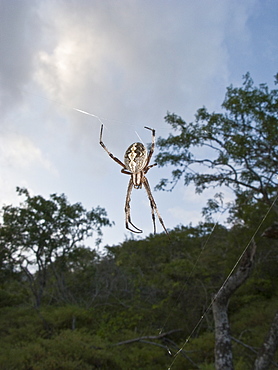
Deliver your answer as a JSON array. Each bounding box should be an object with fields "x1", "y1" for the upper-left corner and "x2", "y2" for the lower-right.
[{"x1": 0, "y1": 221, "x2": 277, "y2": 369}]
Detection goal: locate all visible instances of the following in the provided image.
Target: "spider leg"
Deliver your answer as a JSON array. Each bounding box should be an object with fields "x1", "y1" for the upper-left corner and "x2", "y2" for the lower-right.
[
  {"x1": 144, "y1": 163, "x2": 157, "y2": 175},
  {"x1": 143, "y1": 177, "x2": 168, "y2": 235},
  {"x1": 148, "y1": 192, "x2": 157, "y2": 234},
  {"x1": 99, "y1": 124, "x2": 126, "y2": 168},
  {"x1": 121, "y1": 169, "x2": 132, "y2": 175},
  {"x1": 125, "y1": 178, "x2": 143, "y2": 233},
  {"x1": 144, "y1": 126, "x2": 155, "y2": 167}
]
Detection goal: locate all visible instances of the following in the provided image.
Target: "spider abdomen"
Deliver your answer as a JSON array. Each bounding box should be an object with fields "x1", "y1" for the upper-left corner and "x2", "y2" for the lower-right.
[{"x1": 124, "y1": 142, "x2": 147, "y2": 173}]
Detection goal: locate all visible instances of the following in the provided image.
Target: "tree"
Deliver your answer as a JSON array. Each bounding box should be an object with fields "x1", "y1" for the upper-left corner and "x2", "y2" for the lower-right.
[
  {"x1": 0, "y1": 187, "x2": 112, "y2": 307},
  {"x1": 155, "y1": 73, "x2": 278, "y2": 368},
  {"x1": 156, "y1": 73, "x2": 278, "y2": 222}
]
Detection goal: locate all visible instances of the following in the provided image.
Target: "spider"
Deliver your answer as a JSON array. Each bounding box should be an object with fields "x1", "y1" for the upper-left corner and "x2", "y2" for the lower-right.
[{"x1": 99, "y1": 124, "x2": 168, "y2": 235}]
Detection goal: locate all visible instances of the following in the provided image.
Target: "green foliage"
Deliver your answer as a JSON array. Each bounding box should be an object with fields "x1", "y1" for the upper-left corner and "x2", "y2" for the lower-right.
[
  {"x1": 0, "y1": 187, "x2": 112, "y2": 307},
  {"x1": 155, "y1": 73, "x2": 278, "y2": 224},
  {"x1": 0, "y1": 223, "x2": 277, "y2": 368},
  {"x1": 0, "y1": 329, "x2": 119, "y2": 369},
  {"x1": 0, "y1": 281, "x2": 29, "y2": 307}
]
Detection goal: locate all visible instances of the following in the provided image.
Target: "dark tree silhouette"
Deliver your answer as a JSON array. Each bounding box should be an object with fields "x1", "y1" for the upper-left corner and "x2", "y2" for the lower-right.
[{"x1": 0, "y1": 187, "x2": 112, "y2": 307}]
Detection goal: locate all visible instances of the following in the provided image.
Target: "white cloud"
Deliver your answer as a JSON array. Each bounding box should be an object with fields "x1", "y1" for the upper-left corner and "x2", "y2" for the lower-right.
[
  {"x1": 0, "y1": 130, "x2": 58, "y2": 208},
  {"x1": 0, "y1": 131, "x2": 56, "y2": 173},
  {"x1": 33, "y1": 0, "x2": 237, "y2": 122}
]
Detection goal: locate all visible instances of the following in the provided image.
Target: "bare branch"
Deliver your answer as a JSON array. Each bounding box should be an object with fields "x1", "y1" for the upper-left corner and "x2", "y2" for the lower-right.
[
  {"x1": 113, "y1": 329, "x2": 183, "y2": 346},
  {"x1": 231, "y1": 336, "x2": 258, "y2": 354},
  {"x1": 231, "y1": 336, "x2": 278, "y2": 368}
]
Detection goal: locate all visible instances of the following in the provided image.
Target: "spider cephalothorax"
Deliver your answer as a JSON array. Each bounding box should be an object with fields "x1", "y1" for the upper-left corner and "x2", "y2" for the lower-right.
[{"x1": 99, "y1": 124, "x2": 168, "y2": 235}]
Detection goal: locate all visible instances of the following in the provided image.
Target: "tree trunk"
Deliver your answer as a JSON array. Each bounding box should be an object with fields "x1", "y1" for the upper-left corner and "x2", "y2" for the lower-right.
[
  {"x1": 254, "y1": 310, "x2": 278, "y2": 370},
  {"x1": 212, "y1": 240, "x2": 257, "y2": 370},
  {"x1": 213, "y1": 300, "x2": 234, "y2": 370}
]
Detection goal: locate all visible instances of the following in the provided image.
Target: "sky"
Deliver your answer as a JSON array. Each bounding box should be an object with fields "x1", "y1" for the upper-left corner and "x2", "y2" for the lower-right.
[{"x1": 0, "y1": 0, "x2": 277, "y2": 248}]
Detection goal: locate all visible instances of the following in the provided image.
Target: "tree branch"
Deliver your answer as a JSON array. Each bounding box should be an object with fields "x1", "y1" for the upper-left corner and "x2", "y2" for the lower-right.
[
  {"x1": 164, "y1": 337, "x2": 200, "y2": 368},
  {"x1": 231, "y1": 336, "x2": 258, "y2": 354},
  {"x1": 231, "y1": 336, "x2": 278, "y2": 367},
  {"x1": 113, "y1": 329, "x2": 183, "y2": 346}
]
